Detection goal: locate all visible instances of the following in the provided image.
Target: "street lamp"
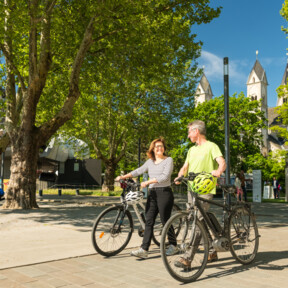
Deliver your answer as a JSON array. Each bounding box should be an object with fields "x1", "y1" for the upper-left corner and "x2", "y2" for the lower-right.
[{"x1": 224, "y1": 57, "x2": 230, "y2": 185}]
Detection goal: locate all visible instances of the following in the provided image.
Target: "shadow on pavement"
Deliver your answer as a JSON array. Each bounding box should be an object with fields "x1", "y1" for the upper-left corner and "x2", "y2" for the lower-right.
[
  {"x1": 0, "y1": 205, "x2": 106, "y2": 231},
  {"x1": 198, "y1": 250, "x2": 288, "y2": 282}
]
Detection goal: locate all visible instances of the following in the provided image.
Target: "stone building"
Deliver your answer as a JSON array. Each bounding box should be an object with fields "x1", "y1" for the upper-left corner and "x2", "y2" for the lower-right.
[{"x1": 195, "y1": 57, "x2": 288, "y2": 154}]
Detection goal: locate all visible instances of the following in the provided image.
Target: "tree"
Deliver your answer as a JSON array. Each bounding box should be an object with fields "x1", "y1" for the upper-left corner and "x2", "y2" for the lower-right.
[
  {"x1": 0, "y1": 0, "x2": 221, "y2": 208},
  {"x1": 52, "y1": 1, "x2": 221, "y2": 191},
  {"x1": 274, "y1": 0, "x2": 288, "y2": 141},
  {"x1": 169, "y1": 93, "x2": 267, "y2": 173},
  {"x1": 245, "y1": 150, "x2": 286, "y2": 183}
]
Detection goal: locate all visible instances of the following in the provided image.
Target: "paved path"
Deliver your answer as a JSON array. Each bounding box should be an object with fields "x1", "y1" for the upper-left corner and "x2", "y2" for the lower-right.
[{"x1": 0, "y1": 194, "x2": 287, "y2": 287}]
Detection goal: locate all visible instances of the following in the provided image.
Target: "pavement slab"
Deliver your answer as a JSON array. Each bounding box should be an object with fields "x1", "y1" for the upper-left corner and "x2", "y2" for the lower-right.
[{"x1": 0, "y1": 194, "x2": 287, "y2": 287}]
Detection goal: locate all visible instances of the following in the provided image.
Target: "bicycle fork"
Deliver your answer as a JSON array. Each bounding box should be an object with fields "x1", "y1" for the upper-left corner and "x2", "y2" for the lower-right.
[{"x1": 179, "y1": 209, "x2": 202, "y2": 260}]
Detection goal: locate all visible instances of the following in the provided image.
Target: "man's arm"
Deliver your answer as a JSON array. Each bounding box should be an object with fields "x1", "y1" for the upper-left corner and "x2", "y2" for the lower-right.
[
  {"x1": 178, "y1": 162, "x2": 188, "y2": 177},
  {"x1": 212, "y1": 156, "x2": 226, "y2": 178}
]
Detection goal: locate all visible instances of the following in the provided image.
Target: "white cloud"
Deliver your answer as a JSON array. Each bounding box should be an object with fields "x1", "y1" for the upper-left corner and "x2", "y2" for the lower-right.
[{"x1": 198, "y1": 51, "x2": 247, "y2": 85}]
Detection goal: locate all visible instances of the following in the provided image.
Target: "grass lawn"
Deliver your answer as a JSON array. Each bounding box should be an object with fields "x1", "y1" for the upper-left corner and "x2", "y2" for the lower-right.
[
  {"x1": 42, "y1": 187, "x2": 123, "y2": 197},
  {"x1": 246, "y1": 191, "x2": 287, "y2": 203}
]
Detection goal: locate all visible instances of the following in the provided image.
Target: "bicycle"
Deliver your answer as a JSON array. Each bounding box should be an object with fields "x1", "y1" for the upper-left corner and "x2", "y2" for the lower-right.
[
  {"x1": 91, "y1": 178, "x2": 181, "y2": 257},
  {"x1": 160, "y1": 172, "x2": 260, "y2": 283}
]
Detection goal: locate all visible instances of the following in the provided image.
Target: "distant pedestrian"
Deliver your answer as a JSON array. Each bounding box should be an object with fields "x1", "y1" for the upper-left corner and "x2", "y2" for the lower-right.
[
  {"x1": 0, "y1": 188, "x2": 4, "y2": 201},
  {"x1": 239, "y1": 169, "x2": 247, "y2": 202},
  {"x1": 273, "y1": 177, "x2": 279, "y2": 199},
  {"x1": 235, "y1": 173, "x2": 244, "y2": 202}
]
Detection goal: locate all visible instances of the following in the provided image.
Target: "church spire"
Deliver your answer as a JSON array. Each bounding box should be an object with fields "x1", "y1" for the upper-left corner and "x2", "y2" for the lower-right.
[
  {"x1": 277, "y1": 53, "x2": 288, "y2": 106},
  {"x1": 194, "y1": 73, "x2": 213, "y2": 107}
]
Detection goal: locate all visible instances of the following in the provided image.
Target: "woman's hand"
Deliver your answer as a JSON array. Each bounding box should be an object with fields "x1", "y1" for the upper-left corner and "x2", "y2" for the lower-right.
[
  {"x1": 141, "y1": 181, "x2": 149, "y2": 188},
  {"x1": 115, "y1": 176, "x2": 123, "y2": 182}
]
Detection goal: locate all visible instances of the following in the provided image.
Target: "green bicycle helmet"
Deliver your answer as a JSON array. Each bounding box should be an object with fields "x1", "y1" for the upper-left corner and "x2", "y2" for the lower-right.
[{"x1": 192, "y1": 172, "x2": 216, "y2": 194}]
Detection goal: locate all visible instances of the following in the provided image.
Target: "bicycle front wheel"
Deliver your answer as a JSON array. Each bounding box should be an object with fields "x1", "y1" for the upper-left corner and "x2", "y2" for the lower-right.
[
  {"x1": 152, "y1": 203, "x2": 181, "y2": 246},
  {"x1": 91, "y1": 205, "x2": 133, "y2": 257},
  {"x1": 160, "y1": 211, "x2": 209, "y2": 283},
  {"x1": 229, "y1": 206, "x2": 259, "y2": 264}
]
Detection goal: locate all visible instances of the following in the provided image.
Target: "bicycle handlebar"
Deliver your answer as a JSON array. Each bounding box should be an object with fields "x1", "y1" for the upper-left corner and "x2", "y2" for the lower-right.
[
  {"x1": 118, "y1": 179, "x2": 140, "y2": 189},
  {"x1": 174, "y1": 172, "x2": 203, "y2": 183}
]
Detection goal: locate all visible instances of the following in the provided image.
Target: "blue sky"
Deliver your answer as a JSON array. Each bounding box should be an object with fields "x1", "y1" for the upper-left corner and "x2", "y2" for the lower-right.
[{"x1": 193, "y1": 0, "x2": 287, "y2": 107}]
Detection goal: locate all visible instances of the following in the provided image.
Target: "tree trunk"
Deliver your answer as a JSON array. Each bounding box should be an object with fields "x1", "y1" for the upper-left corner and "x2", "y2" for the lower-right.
[
  {"x1": 102, "y1": 161, "x2": 116, "y2": 192},
  {"x1": 2, "y1": 136, "x2": 39, "y2": 209}
]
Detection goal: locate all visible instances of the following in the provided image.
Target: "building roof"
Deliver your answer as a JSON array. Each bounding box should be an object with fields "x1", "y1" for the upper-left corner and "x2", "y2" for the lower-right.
[
  {"x1": 281, "y1": 63, "x2": 288, "y2": 85},
  {"x1": 267, "y1": 107, "x2": 288, "y2": 150},
  {"x1": 268, "y1": 107, "x2": 281, "y2": 126},
  {"x1": 199, "y1": 73, "x2": 213, "y2": 96},
  {"x1": 247, "y1": 60, "x2": 268, "y2": 84}
]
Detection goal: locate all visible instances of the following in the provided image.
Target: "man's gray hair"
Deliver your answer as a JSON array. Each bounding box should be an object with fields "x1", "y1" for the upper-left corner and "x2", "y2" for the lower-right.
[{"x1": 188, "y1": 120, "x2": 206, "y2": 136}]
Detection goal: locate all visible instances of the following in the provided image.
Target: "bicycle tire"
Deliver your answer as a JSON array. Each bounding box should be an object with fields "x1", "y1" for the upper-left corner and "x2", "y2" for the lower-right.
[
  {"x1": 228, "y1": 206, "x2": 259, "y2": 264},
  {"x1": 160, "y1": 211, "x2": 209, "y2": 283},
  {"x1": 152, "y1": 203, "x2": 181, "y2": 246},
  {"x1": 91, "y1": 205, "x2": 133, "y2": 257}
]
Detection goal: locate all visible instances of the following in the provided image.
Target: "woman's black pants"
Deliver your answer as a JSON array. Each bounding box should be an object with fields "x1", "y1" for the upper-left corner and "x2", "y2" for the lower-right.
[{"x1": 141, "y1": 186, "x2": 176, "y2": 251}]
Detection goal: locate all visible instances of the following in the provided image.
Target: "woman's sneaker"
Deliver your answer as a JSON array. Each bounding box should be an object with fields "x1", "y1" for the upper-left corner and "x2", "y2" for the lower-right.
[
  {"x1": 130, "y1": 247, "x2": 148, "y2": 259},
  {"x1": 166, "y1": 245, "x2": 179, "y2": 256}
]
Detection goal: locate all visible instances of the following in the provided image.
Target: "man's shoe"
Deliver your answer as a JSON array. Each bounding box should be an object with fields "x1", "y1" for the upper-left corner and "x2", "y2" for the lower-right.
[
  {"x1": 130, "y1": 247, "x2": 148, "y2": 259},
  {"x1": 207, "y1": 251, "x2": 218, "y2": 263},
  {"x1": 166, "y1": 245, "x2": 179, "y2": 256},
  {"x1": 174, "y1": 257, "x2": 191, "y2": 269}
]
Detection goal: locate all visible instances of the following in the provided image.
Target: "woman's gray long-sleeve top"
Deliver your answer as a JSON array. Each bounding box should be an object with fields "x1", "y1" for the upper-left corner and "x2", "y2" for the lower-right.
[{"x1": 130, "y1": 157, "x2": 173, "y2": 188}]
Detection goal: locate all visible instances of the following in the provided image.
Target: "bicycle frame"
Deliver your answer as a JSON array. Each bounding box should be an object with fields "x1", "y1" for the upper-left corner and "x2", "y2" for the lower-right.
[
  {"x1": 193, "y1": 190, "x2": 232, "y2": 238},
  {"x1": 120, "y1": 181, "x2": 147, "y2": 231},
  {"x1": 187, "y1": 184, "x2": 254, "y2": 253}
]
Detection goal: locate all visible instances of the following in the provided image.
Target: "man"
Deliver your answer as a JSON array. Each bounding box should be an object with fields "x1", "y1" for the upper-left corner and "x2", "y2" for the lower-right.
[
  {"x1": 272, "y1": 177, "x2": 279, "y2": 199},
  {"x1": 174, "y1": 120, "x2": 226, "y2": 268}
]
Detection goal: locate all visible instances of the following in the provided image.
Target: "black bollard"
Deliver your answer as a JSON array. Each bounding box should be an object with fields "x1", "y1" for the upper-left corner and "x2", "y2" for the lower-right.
[
  {"x1": 58, "y1": 189, "x2": 62, "y2": 196},
  {"x1": 76, "y1": 189, "x2": 79, "y2": 196},
  {"x1": 39, "y1": 189, "x2": 43, "y2": 196}
]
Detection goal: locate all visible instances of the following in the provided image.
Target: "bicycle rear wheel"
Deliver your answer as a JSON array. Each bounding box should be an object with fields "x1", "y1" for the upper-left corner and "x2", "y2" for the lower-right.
[
  {"x1": 152, "y1": 203, "x2": 181, "y2": 246},
  {"x1": 91, "y1": 205, "x2": 133, "y2": 257},
  {"x1": 160, "y1": 211, "x2": 209, "y2": 283},
  {"x1": 229, "y1": 206, "x2": 259, "y2": 264}
]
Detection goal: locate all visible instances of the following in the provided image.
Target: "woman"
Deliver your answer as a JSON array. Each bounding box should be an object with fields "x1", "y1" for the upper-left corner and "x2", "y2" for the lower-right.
[
  {"x1": 116, "y1": 137, "x2": 177, "y2": 258},
  {"x1": 235, "y1": 173, "x2": 243, "y2": 202}
]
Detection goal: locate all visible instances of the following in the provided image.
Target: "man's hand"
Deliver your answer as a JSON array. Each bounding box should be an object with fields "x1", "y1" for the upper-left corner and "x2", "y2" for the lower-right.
[
  {"x1": 211, "y1": 170, "x2": 221, "y2": 178},
  {"x1": 174, "y1": 176, "x2": 182, "y2": 185}
]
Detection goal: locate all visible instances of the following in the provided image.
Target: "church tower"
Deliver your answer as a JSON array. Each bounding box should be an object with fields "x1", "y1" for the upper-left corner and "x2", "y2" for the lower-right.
[
  {"x1": 195, "y1": 73, "x2": 213, "y2": 107},
  {"x1": 277, "y1": 61, "x2": 288, "y2": 106},
  {"x1": 246, "y1": 52, "x2": 268, "y2": 150}
]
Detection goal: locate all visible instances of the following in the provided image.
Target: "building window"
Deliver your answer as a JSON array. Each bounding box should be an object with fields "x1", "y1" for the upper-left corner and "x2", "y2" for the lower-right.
[
  {"x1": 74, "y1": 162, "x2": 79, "y2": 172},
  {"x1": 251, "y1": 95, "x2": 257, "y2": 101},
  {"x1": 283, "y1": 98, "x2": 288, "y2": 104},
  {"x1": 59, "y1": 162, "x2": 65, "y2": 174}
]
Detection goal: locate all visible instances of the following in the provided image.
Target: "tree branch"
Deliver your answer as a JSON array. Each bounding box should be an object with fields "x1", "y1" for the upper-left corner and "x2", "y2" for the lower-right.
[
  {"x1": 0, "y1": 43, "x2": 27, "y2": 92},
  {"x1": 33, "y1": 0, "x2": 57, "y2": 24},
  {"x1": 39, "y1": 17, "x2": 96, "y2": 143}
]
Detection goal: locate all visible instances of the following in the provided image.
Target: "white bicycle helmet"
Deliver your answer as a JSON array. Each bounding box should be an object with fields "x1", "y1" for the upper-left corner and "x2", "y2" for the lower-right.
[{"x1": 124, "y1": 190, "x2": 144, "y2": 204}]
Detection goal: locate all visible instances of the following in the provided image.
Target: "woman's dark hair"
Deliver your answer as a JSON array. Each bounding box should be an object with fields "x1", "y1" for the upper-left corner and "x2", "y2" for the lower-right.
[{"x1": 146, "y1": 137, "x2": 167, "y2": 161}]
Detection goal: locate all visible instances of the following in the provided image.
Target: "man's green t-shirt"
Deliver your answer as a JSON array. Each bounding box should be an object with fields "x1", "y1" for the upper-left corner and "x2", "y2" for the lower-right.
[{"x1": 185, "y1": 141, "x2": 223, "y2": 194}]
